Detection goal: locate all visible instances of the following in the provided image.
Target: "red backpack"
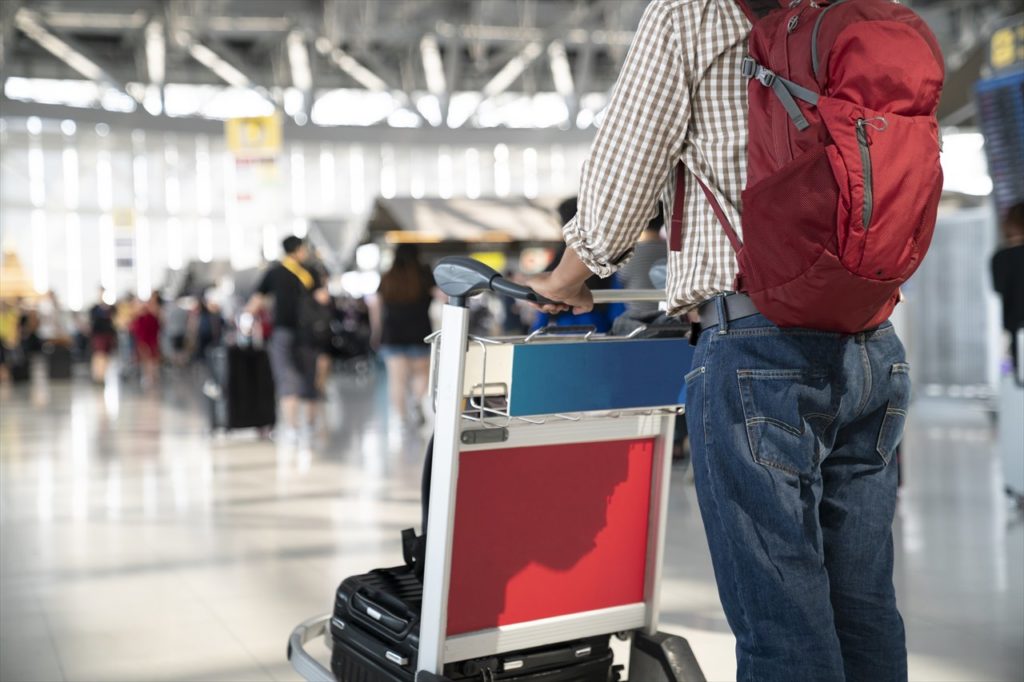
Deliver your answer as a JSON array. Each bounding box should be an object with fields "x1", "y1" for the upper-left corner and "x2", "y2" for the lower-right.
[{"x1": 691, "y1": 0, "x2": 945, "y2": 333}]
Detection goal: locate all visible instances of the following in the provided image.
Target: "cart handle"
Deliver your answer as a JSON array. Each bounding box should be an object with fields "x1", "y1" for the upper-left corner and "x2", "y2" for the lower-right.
[
  {"x1": 433, "y1": 257, "x2": 666, "y2": 307},
  {"x1": 433, "y1": 256, "x2": 556, "y2": 307}
]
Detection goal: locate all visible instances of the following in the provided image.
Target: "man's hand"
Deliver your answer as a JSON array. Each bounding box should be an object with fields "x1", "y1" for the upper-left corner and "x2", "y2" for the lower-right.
[
  {"x1": 528, "y1": 272, "x2": 594, "y2": 315},
  {"x1": 526, "y1": 247, "x2": 596, "y2": 315}
]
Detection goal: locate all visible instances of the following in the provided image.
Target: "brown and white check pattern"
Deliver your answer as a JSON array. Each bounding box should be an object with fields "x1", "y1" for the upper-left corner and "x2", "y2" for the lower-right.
[{"x1": 562, "y1": 0, "x2": 750, "y2": 315}]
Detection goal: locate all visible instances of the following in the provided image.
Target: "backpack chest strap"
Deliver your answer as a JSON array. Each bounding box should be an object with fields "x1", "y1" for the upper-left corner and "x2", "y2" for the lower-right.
[{"x1": 741, "y1": 56, "x2": 819, "y2": 131}]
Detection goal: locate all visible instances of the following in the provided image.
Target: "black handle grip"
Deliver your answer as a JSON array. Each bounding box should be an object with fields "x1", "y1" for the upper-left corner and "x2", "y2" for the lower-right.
[{"x1": 432, "y1": 256, "x2": 557, "y2": 306}]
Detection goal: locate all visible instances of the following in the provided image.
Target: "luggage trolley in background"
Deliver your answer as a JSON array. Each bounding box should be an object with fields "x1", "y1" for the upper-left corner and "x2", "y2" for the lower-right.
[{"x1": 289, "y1": 257, "x2": 705, "y2": 682}]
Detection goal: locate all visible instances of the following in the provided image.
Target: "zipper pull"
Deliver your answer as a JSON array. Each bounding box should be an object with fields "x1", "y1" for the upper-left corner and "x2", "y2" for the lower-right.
[
  {"x1": 855, "y1": 116, "x2": 887, "y2": 146},
  {"x1": 855, "y1": 119, "x2": 869, "y2": 146},
  {"x1": 787, "y1": 15, "x2": 800, "y2": 32}
]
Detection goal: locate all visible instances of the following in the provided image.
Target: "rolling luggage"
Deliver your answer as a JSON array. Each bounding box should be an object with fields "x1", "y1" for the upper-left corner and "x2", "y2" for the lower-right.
[
  {"x1": 44, "y1": 343, "x2": 73, "y2": 379},
  {"x1": 330, "y1": 566, "x2": 615, "y2": 682},
  {"x1": 205, "y1": 345, "x2": 276, "y2": 431},
  {"x1": 8, "y1": 346, "x2": 30, "y2": 384}
]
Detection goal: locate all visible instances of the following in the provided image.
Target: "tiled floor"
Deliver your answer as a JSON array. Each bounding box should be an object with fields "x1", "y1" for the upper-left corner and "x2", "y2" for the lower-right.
[{"x1": 1, "y1": 366, "x2": 1021, "y2": 681}]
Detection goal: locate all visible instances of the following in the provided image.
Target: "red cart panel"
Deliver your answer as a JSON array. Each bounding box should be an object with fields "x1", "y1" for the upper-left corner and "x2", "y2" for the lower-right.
[{"x1": 447, "y1": 438, "x2": 654, "y2": 635}]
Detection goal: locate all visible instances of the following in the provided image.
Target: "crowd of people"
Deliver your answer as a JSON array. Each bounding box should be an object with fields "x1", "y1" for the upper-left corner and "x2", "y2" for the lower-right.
[{"x1": 0, "y1": 197, "x2": 669, "y2": 432}]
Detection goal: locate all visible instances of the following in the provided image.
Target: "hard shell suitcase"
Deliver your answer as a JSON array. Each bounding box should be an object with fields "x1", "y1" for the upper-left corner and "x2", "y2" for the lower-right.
[
  {"x1": 329, "y1": 566, "x2": 615, "y2": 682},
  {"x1": 44, "y1": 344, "x2": 73, "y2": 379},
  {"x1": 205, "y1": 345, "x2": 276, "y2": 431}
]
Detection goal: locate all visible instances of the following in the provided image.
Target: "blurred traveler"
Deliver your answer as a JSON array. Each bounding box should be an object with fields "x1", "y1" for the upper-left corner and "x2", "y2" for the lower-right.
[
  {"x1": 37, "y1": 291, "x2": 73, "y2": 344},
  {"x1": 131, "y1": 294, "x2": 162, "y2": 388},
  {"x1": 369, "y1": 244, "x2": 434, "y2": 425},
  {"x1": 187, "y1": 290, "x2": 224, "y2": 364},
  {"x1": 163, "y1": 296, "x2": 191, "y2": 367},
  {"x1": 248, "y1": 235, "x2": 320, "y2": 438},
  {"x1": 528, "y1": 1, "x2": 925, "y2": 679},
  {"x1": 113, "y1": 294, "x2": 138, "y2": 379},
  {"x1": 618, "y1": 209, "x2": 666, "y2": 315},
  {"x1": 530, "y1": 198, "x2": 625, "y2": 333},
  {"x1": 0, "y1": 299, "x2": 21, "y2": 384},
  {"x1": 992, "y1": 201, "x2": 1024, "y2": 371},
  {"x1": 18, "y1": 305, "x2": 42, "y2": 355},
  {"x1": 300, "y1": 286, "x2": 335, "y2": 402},
  {"x1": 89, "y1": 292, "x2": 117, "y2": 383}
]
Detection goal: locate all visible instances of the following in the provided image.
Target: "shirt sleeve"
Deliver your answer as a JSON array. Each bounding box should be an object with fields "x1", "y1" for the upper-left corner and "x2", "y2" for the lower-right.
[{"x1": 564, "y1": 0, "x2": 691, "y2": 278}]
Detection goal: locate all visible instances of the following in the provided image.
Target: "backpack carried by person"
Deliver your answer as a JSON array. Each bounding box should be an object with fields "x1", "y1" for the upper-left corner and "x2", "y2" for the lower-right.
[{"x1": 688, "y1": 0, "x2": 944, "y2": 333}]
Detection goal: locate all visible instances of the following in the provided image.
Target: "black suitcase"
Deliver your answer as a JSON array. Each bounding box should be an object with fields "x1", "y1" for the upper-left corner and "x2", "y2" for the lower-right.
[
  {"x1": 8, "y1": 347, "x2": 30, "y2": 384},
  {"x1": 44, "y1": 344, "x2": 73, "y2": 379},
  {"x1": 205, "y1": 345, "x2": 276, "y2": 431},
  {"x1": 330, "y1": 566, "x2": 616, "y2": 682}
]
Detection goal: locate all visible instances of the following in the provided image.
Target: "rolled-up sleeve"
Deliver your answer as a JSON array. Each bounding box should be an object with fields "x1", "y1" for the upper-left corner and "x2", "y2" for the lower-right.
[{"x1": 564, "y1": 0, "x2": 691, "y2": 278}]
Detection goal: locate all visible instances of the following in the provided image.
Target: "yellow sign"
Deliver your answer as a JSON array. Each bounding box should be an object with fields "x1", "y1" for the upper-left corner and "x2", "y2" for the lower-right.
[
  {"x1": 112, "y1": 208, "x2": 135, "y2": 231},
  {"x1": 225, "y1": 113, "x2": 282, "y2": 158},
  {"x1": 989, "y1": 19, "x2": 1024, "y2": 73}
]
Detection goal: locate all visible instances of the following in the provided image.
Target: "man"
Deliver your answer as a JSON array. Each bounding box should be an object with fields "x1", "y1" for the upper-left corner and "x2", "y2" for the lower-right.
[
  {"x1": 991, "y1": 202, "x2": 1024, "y2": 371},
  {"x1": 248, "y1": 236, "x2": 320, "y2": 438},
  {"x1": 531, "y1": 1, "x2": 909, "y2": 680}
]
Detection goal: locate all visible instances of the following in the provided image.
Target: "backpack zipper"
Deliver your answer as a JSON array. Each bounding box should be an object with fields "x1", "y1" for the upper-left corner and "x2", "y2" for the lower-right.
[
  {"x1": 855, "y1": 116, "x2": 887, "y2": 230},
  {"x1": 811, "y1": 0, "x2": 850, "y2": 79}
]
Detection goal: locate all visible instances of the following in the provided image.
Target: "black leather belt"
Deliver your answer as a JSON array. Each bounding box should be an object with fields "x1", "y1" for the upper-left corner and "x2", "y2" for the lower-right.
[{"x1": 697, "y1": 293, "x2": 760, "y2": 329}]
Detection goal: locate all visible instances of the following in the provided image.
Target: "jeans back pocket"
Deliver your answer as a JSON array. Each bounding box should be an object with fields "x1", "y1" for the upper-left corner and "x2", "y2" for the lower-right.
[
  {"x1": 876, "y1": 362, "x2": 911, "y2": 465},
  {"x1": 738, "y1": 368, "x2": 837, "y2": 476}
]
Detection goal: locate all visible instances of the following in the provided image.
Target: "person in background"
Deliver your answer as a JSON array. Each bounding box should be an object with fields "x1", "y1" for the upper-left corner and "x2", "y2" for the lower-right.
[
  {"x1": 0, "y1": 299, "x2": 21, "y2": 384},
  {"x1": 163, "y1": 295, "x2": 191, "y2": 367},
  {"x1": 17, "y1": 305, "x2": 42, "y2": 356},
  {"x1": 131, "y1": 294, "x2": 162, "y2": 388},
  {"x1": 369, "y1": 244, "x2": 434, "y2": 426},
  {"x1": 89, "y1": 291, "x2": 117, "y2": 384},
  {"x1": 37, "y1": 291, "x2": 72, "y2": 346},
  {"x1": 531, "y1": 198, "x2": 625, "y2": 333},
  {"x1": 187, "y1": 289, "x2": 223, "y2": 365},
  {"x1": 991, "y1": 201, "x2": 1024, "y2": 372},
  {"x1": 300, "y1": 285, "x2": 336, "y2": 408},
  {"x1": 619, "y1": 209, "x2": 666, "y2": 312},
  {"x1": 248, "y1": 235, "x2": 320, "y2": 440},
  {"x1": 113, "y1": 293, "x2": 138, "y2": 379}
]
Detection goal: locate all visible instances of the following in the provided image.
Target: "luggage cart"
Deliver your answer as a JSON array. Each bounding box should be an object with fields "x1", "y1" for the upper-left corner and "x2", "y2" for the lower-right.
[{"x1": 289, "y1": 257, "x2": 705, "y2": 681}]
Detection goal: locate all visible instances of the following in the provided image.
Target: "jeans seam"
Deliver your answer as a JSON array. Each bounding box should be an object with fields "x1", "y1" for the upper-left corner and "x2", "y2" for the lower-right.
[
  {"x1": 702, "y1": 333, "x2": 758, "y2": 656},
  {"x1": 854, "y1": 338, "x2": 872, "y2": 417}
]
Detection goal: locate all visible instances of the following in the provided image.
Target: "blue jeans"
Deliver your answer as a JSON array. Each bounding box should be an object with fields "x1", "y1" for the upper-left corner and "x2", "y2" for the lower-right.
[{"x1": 685, "y1": 312, "x2": 909, "y2": 682}]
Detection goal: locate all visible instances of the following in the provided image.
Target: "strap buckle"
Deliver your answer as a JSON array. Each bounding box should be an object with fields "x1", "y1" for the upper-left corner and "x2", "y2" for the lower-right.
[
  {"x1": 755, "y1": 66, "x2": 776, "y2": 87},
  {"x1": 741, "y1": 57, "x2": 776, "y2": 87}
]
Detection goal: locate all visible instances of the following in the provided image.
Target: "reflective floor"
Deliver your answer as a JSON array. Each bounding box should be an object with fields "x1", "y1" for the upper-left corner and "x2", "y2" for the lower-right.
[{"x1": 1, "y1": 366, "x2": 1021, "y2": 682}]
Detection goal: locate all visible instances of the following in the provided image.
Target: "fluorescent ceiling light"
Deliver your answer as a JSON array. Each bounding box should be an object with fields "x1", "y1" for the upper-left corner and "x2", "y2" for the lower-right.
[
  {"x1": 287, "y1": 30, "x2": 312, "y2": 92},
  {"x1": 420, "y1": 35, "x2": 446, "y2": 96},
  {"x1": 548, "y1": 41, "x2": 574, "y2": 98},
  {"x1": 188, "y1": 42, "x2": 250, "y2": 88},
  {"x1": 482, "y1": 42, "x2": 543, "y2": 98},
  {"x1": 145, "y1": 20, "x2": 165, "y2": 85},
  {"x1": 324, "y1": 46, "x2": 388, "y2": 92}
]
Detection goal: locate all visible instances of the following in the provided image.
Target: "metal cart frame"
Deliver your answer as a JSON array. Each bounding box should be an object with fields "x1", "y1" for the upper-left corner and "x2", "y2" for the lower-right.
[{"x1": 289, "y1": 258, "x2": 705, "y2": 682}]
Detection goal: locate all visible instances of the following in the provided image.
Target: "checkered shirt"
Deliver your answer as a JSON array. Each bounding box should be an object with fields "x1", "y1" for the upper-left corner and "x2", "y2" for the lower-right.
[{"x1": 562, "y1": 0, "x2": 750, "y2": 315}]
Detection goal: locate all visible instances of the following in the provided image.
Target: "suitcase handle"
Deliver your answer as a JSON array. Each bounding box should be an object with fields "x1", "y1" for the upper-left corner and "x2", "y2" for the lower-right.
[{"x1": 351, "y1": 591, "x2": 411, "y2": 635}]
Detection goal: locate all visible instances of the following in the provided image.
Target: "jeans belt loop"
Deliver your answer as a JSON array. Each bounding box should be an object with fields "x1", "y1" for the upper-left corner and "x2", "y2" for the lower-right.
[{"x1": 715, "y1": 294, "x2": 729, "y2": 335}]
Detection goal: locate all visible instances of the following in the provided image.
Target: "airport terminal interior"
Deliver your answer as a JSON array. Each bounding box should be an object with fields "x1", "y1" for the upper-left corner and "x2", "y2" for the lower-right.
[{"x1": 1, "y1": 1, "x2": 1023, "y2": 681}]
